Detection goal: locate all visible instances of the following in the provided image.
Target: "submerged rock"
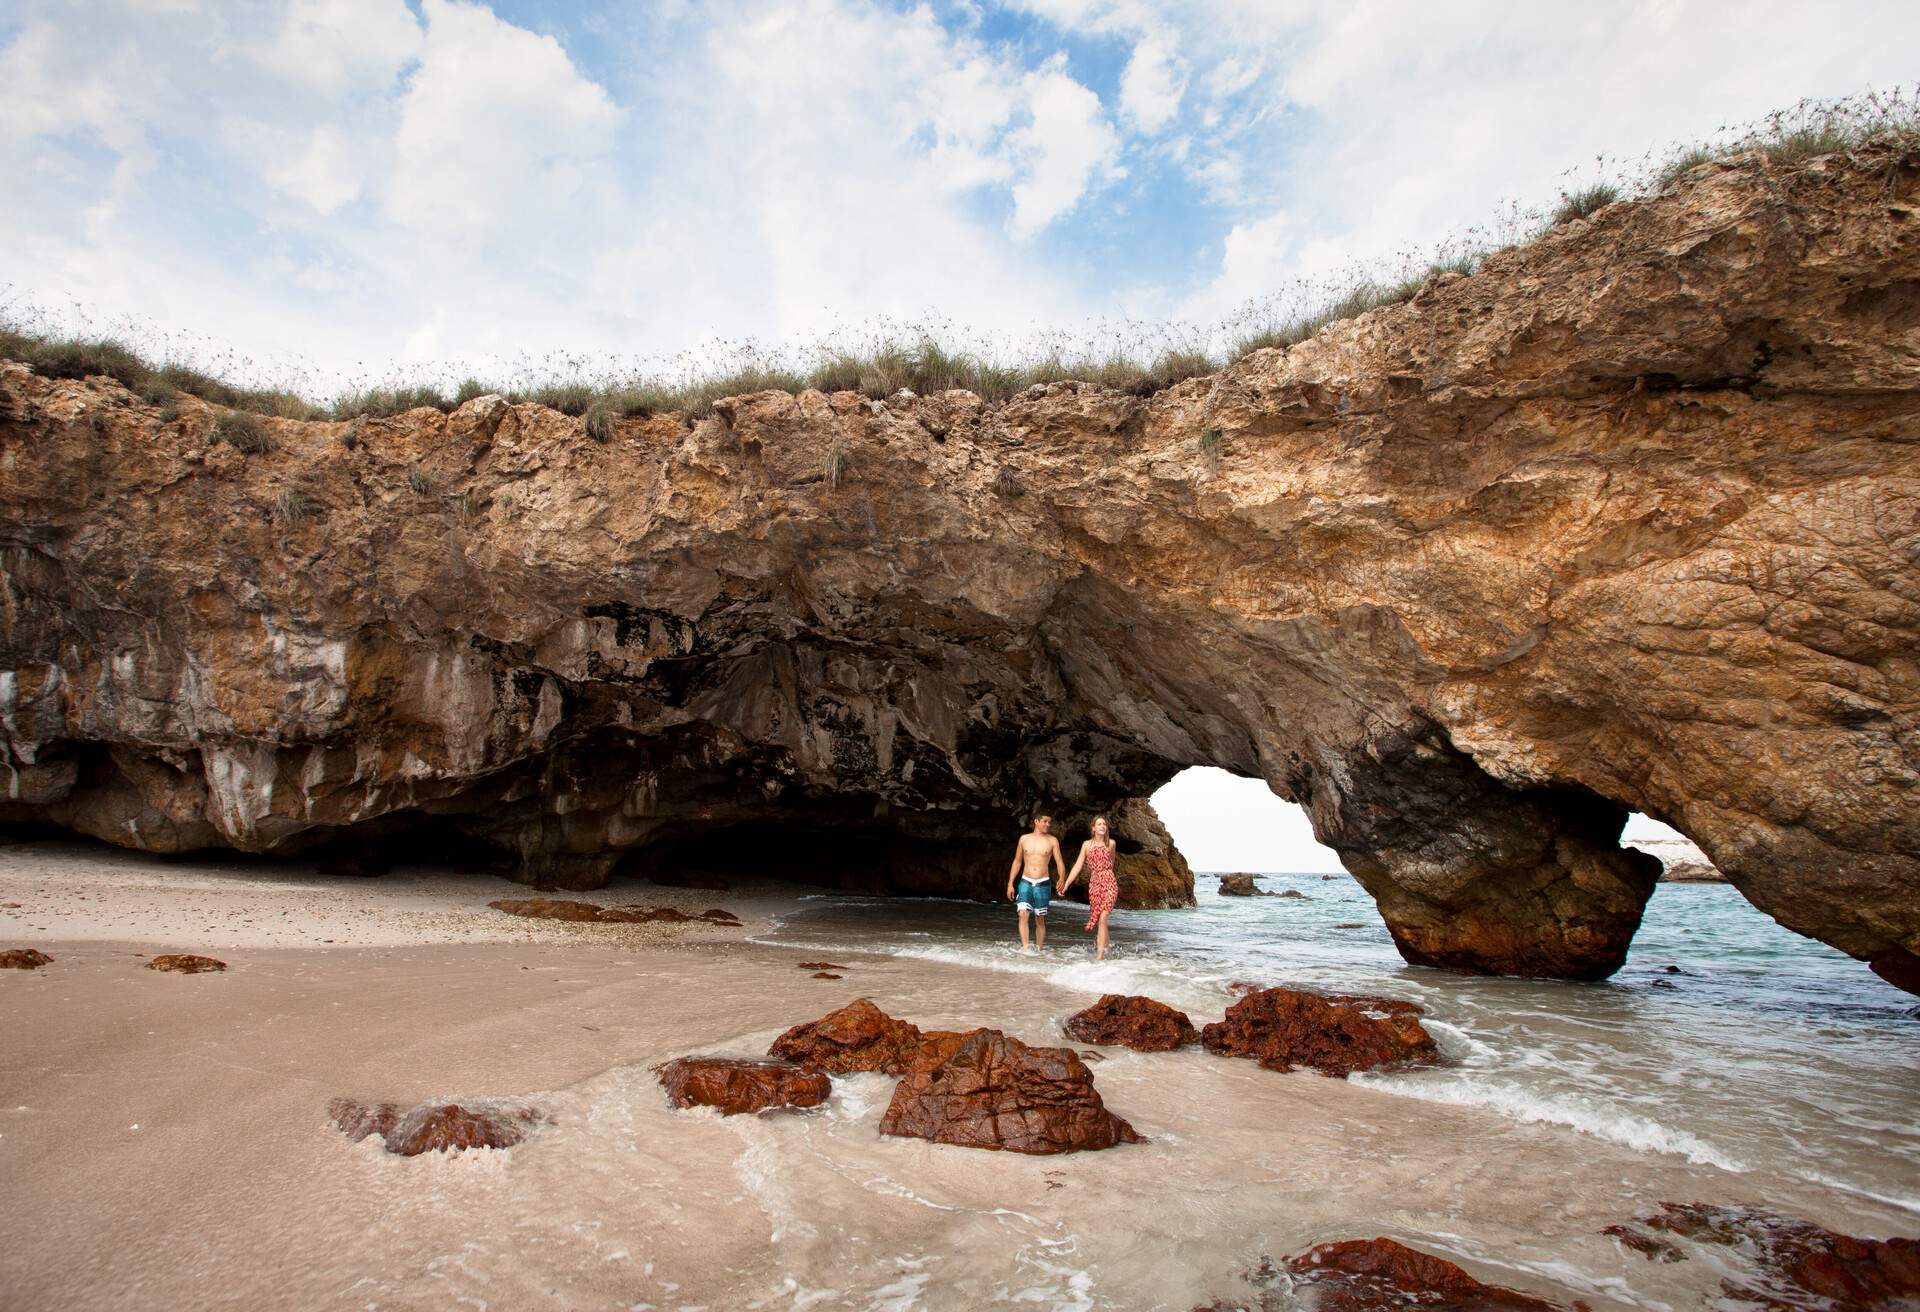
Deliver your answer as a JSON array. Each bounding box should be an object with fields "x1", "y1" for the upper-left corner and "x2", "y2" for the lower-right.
[
  {"x1": 0, "y1": 947, "x2": 53, "y2": 970},
  {"x1": 655, "y1": 1057, "x2": 831, "y2": 1115},
  {"x1": 146, "y1": 954, "x2": 226, "y2": 974},
  {"x1": 1063, "y1": 994, "x2": 1198, "y2": 1052},
  {"x1": 1194, "y1": 1237, "x2": 1572, "y2": 1311},
  {"x1": 1605, "y1": 1202, "x2": 1920, "y2": 1310},
  {"x1": 1199, "y1": 987, "x2": 1438, "y2": 1077},
  {"x1": 767, "y1": 998, "x2": 941, "y2": 1075},
  {"x1": 329, "y1": 1097, "x2": 544, "y2": 1155},
  {"x1": 878, "y1": 1028, "x2": 1142, "y2": 1154}
]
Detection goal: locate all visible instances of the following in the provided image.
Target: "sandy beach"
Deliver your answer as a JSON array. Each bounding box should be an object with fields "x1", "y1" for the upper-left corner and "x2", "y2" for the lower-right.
[{"x1": 2, "y1": 840, "x2": 1912, "y2": 1311}]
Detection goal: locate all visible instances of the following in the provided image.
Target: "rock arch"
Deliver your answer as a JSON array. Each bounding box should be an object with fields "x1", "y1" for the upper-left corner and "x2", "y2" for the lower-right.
[{"x1": 2, "y1": 146, "x2": 1916, "y2": 990}]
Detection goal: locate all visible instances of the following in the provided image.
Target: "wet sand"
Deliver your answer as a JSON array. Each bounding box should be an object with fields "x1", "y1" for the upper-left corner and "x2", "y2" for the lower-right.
[{"x1": 1, "y1": 844, "x2": 1910, "y2": 1310}]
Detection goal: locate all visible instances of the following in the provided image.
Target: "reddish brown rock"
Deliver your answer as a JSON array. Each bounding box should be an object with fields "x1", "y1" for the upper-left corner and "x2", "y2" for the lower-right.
[
  {"x1": 768, "y1": 998, "x2": 932, "y2": 1074},
  {"x1": 1281, "y1": 1238, "x2": 1571, "y2": 1311},
  {"x1": 1063, "y1": 993, "x2": 1199, "y2": 1052},
  {"x1": 655, "y1": 1057, "x2": 831, "y2": 1115},
  {"x1": 1606, "y1": 1203, "x2": 1920, "y2": 1310},
  {"x1": 491, "y1": 896, "x2": 628, "y2": 922},
  {"x1": 489, "y1": 897, "x2": 735, "y2": 926},
  {"x1": 811, "y1": 971, "x2": 842, "y2": 979},
  {"x1": 797, "y1": 961, "x2": 850, "y2": 971},
  {"x1": 146, "y1": 953, "x2": 226, "y2": 974},
  {"x1": 0, "y1": 947, "x2": 53, "y2": 970},
  {"x1": 878, "y1": 1028, "x2": 1142, "y2": 1154},
  {"x1": 1199, "y1": 987, "x2": 1439, "y2": 1077},
  {"x1": 329, "y1": 1097, "x2": 544, "y2": 1155}
]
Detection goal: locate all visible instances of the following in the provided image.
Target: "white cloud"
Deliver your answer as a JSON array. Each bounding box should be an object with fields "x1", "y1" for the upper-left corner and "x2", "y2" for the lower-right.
[
  {"x1": 1118, "y1": 30, "x2": 1186, "y2": 133},
  {"x1": 1006, "y1": 55, "x2": 1122, "y2": 236},
  {"x1": 385, "y1": 0, "x2": 620, "y2": 239},
  {"x1": 266, "y1": 124, "x2": 361, "y2": 213},
  {"x1": 253, "y1": 0, "x2": 422, "y2": 94}
]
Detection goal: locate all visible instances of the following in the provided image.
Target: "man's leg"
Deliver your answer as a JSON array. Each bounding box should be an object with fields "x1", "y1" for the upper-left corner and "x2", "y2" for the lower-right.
[
  {"x1": 1034, "y1": 908, "x2": 1046, "y2": 948},
  {"x1": 1017, "y1": 906, "x2": 1031, "y2": 948}
]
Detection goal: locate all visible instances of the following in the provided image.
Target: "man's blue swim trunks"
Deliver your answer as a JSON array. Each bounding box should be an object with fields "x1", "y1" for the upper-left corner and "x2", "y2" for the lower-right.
[{"x1": 1015, "y1": 877, "x2": 1052, "y2": 915}]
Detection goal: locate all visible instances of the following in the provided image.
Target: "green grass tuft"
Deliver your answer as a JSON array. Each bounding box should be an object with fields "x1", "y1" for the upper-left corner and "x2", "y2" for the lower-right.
[
  {"x1": 1552, "y1": 184, "x2": 1621, "y2": 225},
  {"x1": 214, "y1": 411, "x2": 272, "y2": 454},
  {"x1": 583, "y1": 399, "x2": 617, "y2": 443}
]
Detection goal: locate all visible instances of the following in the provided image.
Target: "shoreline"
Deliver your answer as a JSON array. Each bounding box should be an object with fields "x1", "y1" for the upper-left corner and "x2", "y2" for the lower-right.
[{"x1": 2, "y1": 842, "x2": 1912, "y2": 1310}]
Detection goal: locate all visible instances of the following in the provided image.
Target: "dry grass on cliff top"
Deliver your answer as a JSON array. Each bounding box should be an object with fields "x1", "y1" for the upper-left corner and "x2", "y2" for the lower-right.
[{"x1": 4, "y1": 92, "x2": 1916, "y2": 429}]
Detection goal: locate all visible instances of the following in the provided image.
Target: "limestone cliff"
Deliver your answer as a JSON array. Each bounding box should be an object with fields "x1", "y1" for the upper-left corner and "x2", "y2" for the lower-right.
[{"x1": 3, "y1": 144, "x2": 1916, "y2": 988}]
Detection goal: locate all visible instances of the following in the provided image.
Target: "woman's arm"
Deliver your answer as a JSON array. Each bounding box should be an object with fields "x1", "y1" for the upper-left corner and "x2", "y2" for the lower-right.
[{"x1": 1061, "y1": 841, "x2": 1088, "y2": 894}]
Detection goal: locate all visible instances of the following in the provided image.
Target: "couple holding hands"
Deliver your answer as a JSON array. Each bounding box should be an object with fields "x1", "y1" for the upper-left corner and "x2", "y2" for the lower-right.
[{"x1": 1006, "y1": 814, "x2": 1119, "y2": 959}]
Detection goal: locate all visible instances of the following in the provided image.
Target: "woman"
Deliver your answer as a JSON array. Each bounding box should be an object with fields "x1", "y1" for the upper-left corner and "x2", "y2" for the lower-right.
[{"x1": 1061, "y1": 816, "x2": 1120, "y2": 960}]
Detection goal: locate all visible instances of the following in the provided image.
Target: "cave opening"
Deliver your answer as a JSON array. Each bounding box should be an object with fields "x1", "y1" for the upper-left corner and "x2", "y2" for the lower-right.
[{"x1": 1150, "y1": 766, "x2": 1343, "y2": 878}]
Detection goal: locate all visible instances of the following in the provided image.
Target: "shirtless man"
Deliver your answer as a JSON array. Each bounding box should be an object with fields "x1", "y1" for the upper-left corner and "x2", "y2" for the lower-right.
[{"x1": 1006, "y1": 814, "x2": 1066, "y2": 951}]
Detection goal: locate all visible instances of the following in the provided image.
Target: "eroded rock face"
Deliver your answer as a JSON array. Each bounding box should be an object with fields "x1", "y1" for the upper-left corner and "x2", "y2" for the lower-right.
[
  {"x1": 1198, "y1": 1238, "x2": 1572, "y2": 1312},
  {"x1": 4, "y1": 147, "x2": 1918, "y2": 987},
  {"x1": 766, "y1": 998, "x2": 936, "y2": 1075},
  {"x1": 655, "y1": 1057, "x2": 831, "y2": 1115},
  {"x1": 1063, "y1": 994, "x2": 1198, "y2": 1051},
  {"x1": 1199, "y1": 987, "x2": 1439, "y2": 1077},
  {"x1": 146, "y1": 954, "x2": 226, "y2": 974},
  {"x1": 0, "y1": 948, "x2": 52, "y2": 969},
  {"x1": 1217, "y1": 874, "x2": 1270, "y2": 897},
  {"x1": 1606, "y1": 1203, "x2": 1920, "y2": 1311},
  {"x1": 329, "y1": 1097, "x2": 543, "y2": 1155},
  {"x1": 877, "y1": 1028, "x2": 1142, "y2": 1154}
]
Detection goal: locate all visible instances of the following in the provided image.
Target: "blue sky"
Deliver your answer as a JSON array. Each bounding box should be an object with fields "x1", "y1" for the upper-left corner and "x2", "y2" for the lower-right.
[{"x1": 5, "y1": 0, "x2": 1917, "y2": 397}]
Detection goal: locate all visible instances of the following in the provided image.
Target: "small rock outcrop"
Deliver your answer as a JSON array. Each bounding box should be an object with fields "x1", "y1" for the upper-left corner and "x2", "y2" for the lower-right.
[
  {"x1": 1199, "y1": 987, "x2": 1439, "y2": 1077},
  {"x1": 877, "y1": 1028, "x2": 1142, "y2": 1154},
  {"x1": 766, "y1": 998, "x2": 946, "y2": 1075},
  {"x1": 1217, "y1": 874, "x2": 1271, "y2": 897},
  {"x1": 329, "y1": 1097, "x2": 544, "y2": 1155},
  {"x1": 1605, "y1": 1203, "x2": 1920, "y2": 1310},
  {"x1": 146, "y1": 954, "x2": 226, "y2": 974},
  {"x1": 1660, "y1": 859, "x2": 1726, "y2": 883},
  {"x1": 5, "y1": 148, "x2": 1918, "y2": 990},
  {"x1": 1196, "y1": 1237, "x2": 1570, "y2": 1311},
  {"x1": 488, "y1": 898, "x2": 736, "y2": 924},
  {"x1": 655, "y1": 1057, "x2": 831, "y2": 1115},
  {"x1": 0, "y1": 947, "x2": 52, "y2": 969},
  {"x1": 1062, "y1": 994, "x2": 1198, "y2": 1051}
]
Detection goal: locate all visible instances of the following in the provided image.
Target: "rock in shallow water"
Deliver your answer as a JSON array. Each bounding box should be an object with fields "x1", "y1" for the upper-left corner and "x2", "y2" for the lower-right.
[
  {"x1": 655, "y1": 1057, "x2": 831, "y2": 1115},
  {"x1": 146, "y1": 954, "x2": 226, "y2": 974},
  {"x1": 1063, "y1": 994, "x2": 1198, "y2": 1052},
  {"x1": 767, "y1": 998, "x2": 953, "y2": 1075},
  {"x1": 1199, "y1": 987, "x2": 1438, "y2": 1077},
  {"x1": 1200, "y1": 1237, "x2": 1572, "y2": 1311},
  {"x1": 329, "y1": 1097, "x2": 545, "y2": 1155},
  {"x1": 1605, "y1": 1202, "x2": 1920, "y2": 1311},
  {"x1": 0, "y1": 947, "x2": 53, "y2": 969},
  {"x1": 878, "y1": 1028, "x2": 1142, "y2": 1154}
]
